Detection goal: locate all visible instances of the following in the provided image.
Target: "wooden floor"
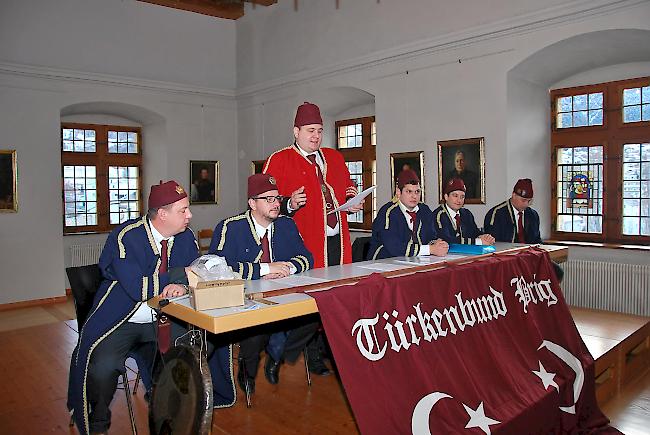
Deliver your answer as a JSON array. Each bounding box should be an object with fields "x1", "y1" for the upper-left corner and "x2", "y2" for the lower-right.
[{"x1": 0, "y1": 301, "x2": 648, "y2": 434}]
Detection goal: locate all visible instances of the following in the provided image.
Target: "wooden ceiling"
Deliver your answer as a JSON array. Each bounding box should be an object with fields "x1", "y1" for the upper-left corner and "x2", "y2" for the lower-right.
[{"x1": 138, "y1": 0, "x2": 278, "y2": 20}]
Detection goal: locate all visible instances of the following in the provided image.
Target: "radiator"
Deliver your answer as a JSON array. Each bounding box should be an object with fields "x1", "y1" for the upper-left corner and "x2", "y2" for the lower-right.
[
  {"x1": 70, "y1": 243, "x2": 103, "y2": 267},
  {"x1": 562, "y1": 260, "x2": 650, "y2": 316}
]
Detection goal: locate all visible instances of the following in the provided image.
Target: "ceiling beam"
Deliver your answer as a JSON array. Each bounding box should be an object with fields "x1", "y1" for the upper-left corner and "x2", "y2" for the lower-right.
[{"x1": 138, "y1": 0, "x2": 277, "y2": 20}]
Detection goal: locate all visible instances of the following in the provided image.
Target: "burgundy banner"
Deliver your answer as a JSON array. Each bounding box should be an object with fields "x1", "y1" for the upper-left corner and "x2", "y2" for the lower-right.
[{"x1": 312, "y1": 249, "x2": 620, "y2": 434}]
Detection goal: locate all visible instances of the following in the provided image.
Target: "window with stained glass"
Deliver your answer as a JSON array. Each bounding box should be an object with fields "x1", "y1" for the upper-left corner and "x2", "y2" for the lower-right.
[
  {"x1": 61, "y1": 123, "x2": 142, "y2": 234},
  {"x1": 551, "y1": 76, "x2": 650, "y2": 244},
  {"x1": 555, "y1": 146, "x2": 603, "y2": 234}
]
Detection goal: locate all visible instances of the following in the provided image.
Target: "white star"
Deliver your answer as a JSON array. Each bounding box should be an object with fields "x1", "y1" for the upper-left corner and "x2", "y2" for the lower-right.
[
  {"x1": 532, "y1": 361, "x2": 559, "y2": 391},
  {"x1": 463, "y1": 401, "x2": 500, "y2": 435}
]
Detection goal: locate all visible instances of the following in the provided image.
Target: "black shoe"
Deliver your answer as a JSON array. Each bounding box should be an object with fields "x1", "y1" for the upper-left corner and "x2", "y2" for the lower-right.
[
  {"x1": 237, "y1": 359, "x2": 255, "y2": 395},
  {"x1": 264, "y1": 355, "x2": 281, "y2": 385},
  {"x1": 308, "y1": 356, "x2": 331, "y2": 376}
]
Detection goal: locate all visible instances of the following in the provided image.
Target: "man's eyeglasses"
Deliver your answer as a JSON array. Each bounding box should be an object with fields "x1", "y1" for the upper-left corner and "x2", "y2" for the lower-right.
[{"x1": 252, "y1": 195, "x2": 283, "y2": 203}]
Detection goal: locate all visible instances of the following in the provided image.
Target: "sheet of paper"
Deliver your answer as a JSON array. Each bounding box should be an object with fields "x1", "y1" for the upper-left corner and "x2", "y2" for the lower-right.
[
  {"x1": 270, "y1": 275, "x2": 328, "y2": 287},
  {"x1": 392, "y1": 257, "x2": 438, "y2": 266},
  {"x1": 328, "y1": 185, "x2": 376, "y2": 214},
  {"x1": 356, "y1": 262, "x2": 405, "y2": 272}
]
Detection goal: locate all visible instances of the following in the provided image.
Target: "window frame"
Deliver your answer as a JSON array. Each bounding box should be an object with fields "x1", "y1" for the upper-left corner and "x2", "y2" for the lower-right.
[
  {"x1": 61, "y1": 122, "x2": 143, "y2": 235},
  {"x1": 335, "y1": 116, "x2": 376, "y2": 230},
  {"x1": 550, "y1": 76, "x2": 650, "y2": 244}
]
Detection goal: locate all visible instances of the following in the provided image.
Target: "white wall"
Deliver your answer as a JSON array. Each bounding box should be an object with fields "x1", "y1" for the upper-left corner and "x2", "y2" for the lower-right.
[
  {"x1": 0, "y1": 0, "x2": 239, "y2": 304},
  {"x1": 0, "y1": 0, "x2": 237, "y2": 90}
]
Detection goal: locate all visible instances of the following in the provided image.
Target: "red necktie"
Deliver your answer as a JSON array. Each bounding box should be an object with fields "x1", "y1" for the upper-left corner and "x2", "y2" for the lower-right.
[
  {"x1": 407, "y1": 211, "x2": 418, "y2": 237},
  {"x1": 307, "y1": 154, "x2": 338, "y2": 228},
  {"x1": 159, "y1": 239, "x2": 168, "y2": 273},
  {"x1": 260, "y1": 230, "x2": 271, "y2": 263},
  {"x1": 454, "y1": 213, "x2": 462, "y2": 236},
  {"x1": 157, "y1": 238, "x2": 170, "y2": 354},
  {"x1": 517, "y1": 211, "x2": 526, "y2": 243}
]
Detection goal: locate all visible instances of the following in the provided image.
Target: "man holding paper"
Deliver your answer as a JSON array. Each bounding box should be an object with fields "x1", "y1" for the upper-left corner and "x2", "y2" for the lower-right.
[
  {"x1": 263, "y1": 102, "x2": 364, "y2": 269},
  {"x1": 368, "y1": 169, "x2": 449, "y2": 259},
  {"x1": 209, "y1": 174, "x2": 316, "y2": 396}
]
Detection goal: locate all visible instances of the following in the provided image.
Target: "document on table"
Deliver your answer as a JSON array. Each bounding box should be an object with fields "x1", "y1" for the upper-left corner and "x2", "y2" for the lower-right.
[
  {"x1": 328, "y1": 185, "x2": 376, "y2": 214},
  {"x1": 356, "y1": 262, "x2": 405, "y2": 272},
  {"x1": 271, "y1": 275, "x2": 328, "y2": 287}
]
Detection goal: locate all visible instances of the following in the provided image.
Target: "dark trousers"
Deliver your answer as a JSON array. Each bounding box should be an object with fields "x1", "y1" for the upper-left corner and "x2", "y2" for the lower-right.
[
  {"x1": 238, "y1": 317, "x2": 319, "y2": 378},
  {"x1": 327, "y1": 235, "x2": 342, "y2": 267},
  {"x1": 87, "y1": 321, "x2": 157, "y2": 433}
]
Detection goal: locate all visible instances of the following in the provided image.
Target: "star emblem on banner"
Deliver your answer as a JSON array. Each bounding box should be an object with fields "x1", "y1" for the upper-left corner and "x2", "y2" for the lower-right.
[
  {"x1": 463, "y1": 401, "x2": 500, "y2": 435},
  {"x1": 533, "y1": 361, "x2": 559, "y2": 391}
]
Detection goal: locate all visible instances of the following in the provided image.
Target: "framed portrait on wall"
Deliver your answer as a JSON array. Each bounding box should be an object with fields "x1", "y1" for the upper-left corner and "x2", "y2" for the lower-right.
[
  {"x1": 390, "y1": 151, "x2": 425, "y2": 201},
  {"x1": 250, "y1": 159, "x2": 265, "y2": 175},
  {"x1": 0, "y1": 150, "x2": 17, "y2": 212},
  {"x1": 437, "y1": 137, "x2": 485, "y2": 204},
  {"x1": 189, "y1": 160, "x2": 219, "y2": 204}
]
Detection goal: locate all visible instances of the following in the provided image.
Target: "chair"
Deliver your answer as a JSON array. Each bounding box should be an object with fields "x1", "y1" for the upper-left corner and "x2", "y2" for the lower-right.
[
  {"x1": 197, "y1": 228, "x2": 213, "y2": 254},
  {"x1": 66, "y1": 264, "x2": 138, "y2": 435},
  {"x1": 351, "y1": 236, "x2": 372, "y2": 262}
]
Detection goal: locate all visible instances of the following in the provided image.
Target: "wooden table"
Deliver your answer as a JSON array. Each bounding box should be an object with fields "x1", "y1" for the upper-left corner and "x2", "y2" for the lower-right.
[{"x1": 150, "y1": 243, "x2": 568, "y2": 334}]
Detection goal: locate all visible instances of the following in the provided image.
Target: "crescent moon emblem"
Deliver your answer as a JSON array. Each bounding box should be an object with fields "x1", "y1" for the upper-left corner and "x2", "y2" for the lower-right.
[
  {"x1": 538, "y1": 340, "x2": 584, "y2": 414},
  {"x1": 411, "y1": 392, "x2": 452, "y2": 435}
]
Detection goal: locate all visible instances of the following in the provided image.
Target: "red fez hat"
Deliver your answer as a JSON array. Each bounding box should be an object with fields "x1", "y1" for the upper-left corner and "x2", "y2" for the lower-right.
[
  {"x1": 148, "y1": 180, "x2": 187, "y2": 209},
  {"x1": 513, "y1": 178, "x2": 534, "y2": 199},
  {"x1": 396, "y1": 169, "x2": 420, "y2": 189},
  {"x1": 248, "y1": 173, "x2": 278, "y2": 198},
  {"x1": 444, "y1": 178, "x2": 466, "y2": 195},
  {"x1": 294, "y1": 102, "x2": 323, "y2": 127}
]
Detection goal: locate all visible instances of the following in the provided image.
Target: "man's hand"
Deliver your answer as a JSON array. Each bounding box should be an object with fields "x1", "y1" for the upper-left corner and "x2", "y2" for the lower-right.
[
  {"x1": 262, "y1": 261, "x2": 292, "y2": 279},
  {"x1": 429, "y1": 239, "x2": 449, "y2": 257},
  {"x1": 478, "y1": 234, "x2": 496, "y2": 245},
  {"x1": 160, "y1": 283, "x2": 187, "y2": 299},
  {"x1": 289, "y1": 186, "x2": 307, "y2": 210},
  {"x1": 347, "y1": 199, "x2": 365, "y2": 213}
]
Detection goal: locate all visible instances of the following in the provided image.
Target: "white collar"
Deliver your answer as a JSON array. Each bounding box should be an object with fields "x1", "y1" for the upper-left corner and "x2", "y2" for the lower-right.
[
  {"x1": 149, "y1": 219, "x2": 173, "y2": 249},
  {"x1": 398, "y1": 200, "x2": 419, "y2": 215},
  {"x1": 251, "y1": 214, "x2": 273, "y2": 239},
  {"x1": 445, "y1": 204, "x2": 460, "y2": 218}
]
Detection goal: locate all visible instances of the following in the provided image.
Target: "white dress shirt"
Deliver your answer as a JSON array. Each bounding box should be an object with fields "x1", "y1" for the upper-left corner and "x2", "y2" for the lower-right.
[{"x1": 398, "y1": 201, "x2": 430, "y2": 256}]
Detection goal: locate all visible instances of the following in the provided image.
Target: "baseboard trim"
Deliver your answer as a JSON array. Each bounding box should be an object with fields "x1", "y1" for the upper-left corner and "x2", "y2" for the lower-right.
[{"x1": 0, "y1": 295, "x2": 69, "y2": 312}]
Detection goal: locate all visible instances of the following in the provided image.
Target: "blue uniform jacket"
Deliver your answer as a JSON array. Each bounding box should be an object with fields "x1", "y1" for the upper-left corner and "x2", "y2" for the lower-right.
[
  {"x1": 433, "y1": 205, "x2": 483, "y2": 244},
  {"x1": 209, "y1": 210, "x2": 313, "y2": 279},
  {"x1": 367, "y1": 200, "x2": 439, "y2": 259},
  {"x1": 68, "y1": 217, "x2": 235, "y2": 435},
  {"x1": 483, "y1": 200, "x2": 542, "y2": 244}
]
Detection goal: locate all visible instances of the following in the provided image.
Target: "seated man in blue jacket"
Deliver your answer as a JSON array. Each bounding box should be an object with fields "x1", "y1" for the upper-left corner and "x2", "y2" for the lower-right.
[
  {"x1": 433, "y1": 178, "x2": 496, "y2": 245},
  {"x1": 368, "y1": 169, "x2": 448, "y2": 259},
  {"x1": 483, "y1": 178, "x2": 541, "y2": 244},
  {"x1": 68, "y1": 180, "x2": 234, "y2": 435},
  {"x1": 210, "y1": 173, "x2": 315, "y2": 395}
]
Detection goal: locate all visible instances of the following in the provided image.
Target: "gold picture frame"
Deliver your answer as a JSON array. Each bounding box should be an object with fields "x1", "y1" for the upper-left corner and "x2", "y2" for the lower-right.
[
  {"x1": 437, "y1": 137, "x2": 485, "y2": 204},
  {"x1": 189, "y1": 160, "x2": 219, "y2": 204},
  {"x1": 0, "y1": 150, "x2": 17, "y2": 212},
  {"x1": 251, "y1": 159, "x2": 265, "y2": 175},
  {"x1": 390, "y1": 151, "x2": 425, "y2": 201}
]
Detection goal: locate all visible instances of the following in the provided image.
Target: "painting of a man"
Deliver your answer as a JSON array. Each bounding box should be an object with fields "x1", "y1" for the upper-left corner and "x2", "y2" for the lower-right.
[
  {"x1": 438, "y1": 137, "x2": 485, "y2": 204},
  {"x1": 190, "y1": 161, "x2": 218, "y2": 204}
]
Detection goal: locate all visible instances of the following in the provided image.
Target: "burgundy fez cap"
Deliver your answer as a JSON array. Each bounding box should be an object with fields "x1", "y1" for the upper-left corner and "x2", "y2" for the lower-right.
[
  {"x1": 148, "y1": 180, "x2": 187, "y2": 209},
  {"x1": 444, "y1": 178, "x2": 466, "y2": 195},
  {"x1": 513, "y1": 178, "x2": 534, "y2": 199},
  {"x1": 397, "y1": 169, "x2": 420, "y2": 189},
  {"x1": 248, "y1": 173, "x2": 277, "y2": 198},
  {"x1": 294, "y1": 102, "x2": 323, "y2": 127}
]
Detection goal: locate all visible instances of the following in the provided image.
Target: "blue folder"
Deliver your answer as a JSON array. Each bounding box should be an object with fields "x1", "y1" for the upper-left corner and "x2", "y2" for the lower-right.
[{"x1": 448, "y1": 244, "x2": 496, "y2": 255}]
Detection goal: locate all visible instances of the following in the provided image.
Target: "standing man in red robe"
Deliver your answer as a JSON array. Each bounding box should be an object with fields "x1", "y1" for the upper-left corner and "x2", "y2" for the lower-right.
[{"x1": 263, "y1": 102, "x2": 364, "y2": 374}]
